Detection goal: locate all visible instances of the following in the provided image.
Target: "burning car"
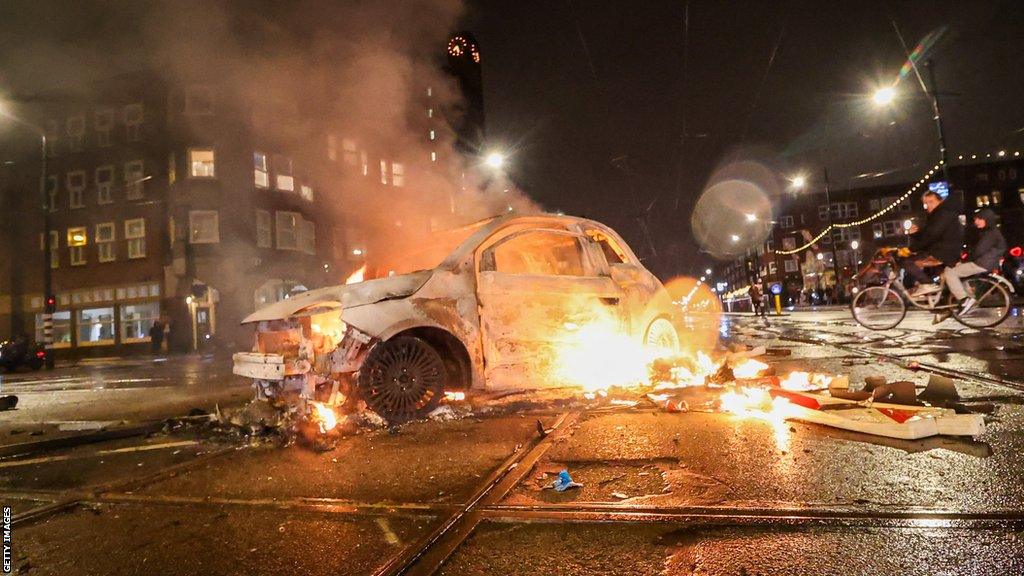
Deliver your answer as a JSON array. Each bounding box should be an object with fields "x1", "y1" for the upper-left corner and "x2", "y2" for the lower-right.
[{"x1": 233, "y1": 213, "x2": 681, "y2": 424}]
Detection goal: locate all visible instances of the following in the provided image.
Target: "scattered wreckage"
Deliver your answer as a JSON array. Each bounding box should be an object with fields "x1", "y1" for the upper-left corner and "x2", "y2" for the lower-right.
[{"x1": 233, "y1": 214, "x2": 681, "y2": 430}]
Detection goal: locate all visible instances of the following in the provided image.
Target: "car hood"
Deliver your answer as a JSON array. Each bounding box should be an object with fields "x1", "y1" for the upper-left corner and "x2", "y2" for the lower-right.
[{"x1": 241, "y1": 270, "x2": 434, "y2": 324}]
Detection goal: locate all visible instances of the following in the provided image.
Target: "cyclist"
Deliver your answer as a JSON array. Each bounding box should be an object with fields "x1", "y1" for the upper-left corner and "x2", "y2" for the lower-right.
[
  {"x1": 938, "y1": 208, "x2": 1006, "y2": 318},
  {"x1": 905, "y1": 190, "x2": 963, "y2": 298}
]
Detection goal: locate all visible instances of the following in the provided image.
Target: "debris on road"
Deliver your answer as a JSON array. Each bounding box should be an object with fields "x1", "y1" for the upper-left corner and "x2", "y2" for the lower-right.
[
  {"x1": 0, "y1": 395, "x2": 18, "y2": 411},
  {"x1": 551, "y1": 469, "x2": 583, "y2": 492}
]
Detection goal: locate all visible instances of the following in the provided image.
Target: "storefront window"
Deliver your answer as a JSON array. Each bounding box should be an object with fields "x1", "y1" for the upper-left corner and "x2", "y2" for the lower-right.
[
  {"x1": 78, "y1": 307, "x2": 115, "y2": 345},
  {"x1": 122, "y1": 302, "x2": 160, "y2": 341},
  {"x1": 34, "y1": 311, "x2": 72, "y2": 347}
]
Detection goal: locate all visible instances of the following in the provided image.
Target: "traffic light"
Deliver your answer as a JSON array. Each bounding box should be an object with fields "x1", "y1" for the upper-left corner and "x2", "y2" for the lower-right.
[{"x1": 44, "y1": 295, "x2": 56, "y2": 313}]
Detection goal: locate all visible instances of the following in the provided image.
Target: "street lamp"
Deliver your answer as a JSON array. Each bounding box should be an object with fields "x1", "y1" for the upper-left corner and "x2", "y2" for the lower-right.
[
  {"x1": 0, "y1": 103, "x2": 52, "y2": 368},
  {"x1": 745, "y1": 213, "x2": 757, "y2": 222},
  {"x1": 789, "y1": 175, "x2": 807, "y2": 190},
  {"x1": 484, "y1": 151, "x2": 505, "y2": 170},
  {"x1": 872, "y1": 86, "x2": 896, "y2": 106}
]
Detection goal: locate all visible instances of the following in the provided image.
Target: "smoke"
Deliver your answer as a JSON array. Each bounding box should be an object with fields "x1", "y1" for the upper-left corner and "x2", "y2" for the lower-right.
[{"x1": 3, "y1": 0, "x2": 538, "y2": 279}]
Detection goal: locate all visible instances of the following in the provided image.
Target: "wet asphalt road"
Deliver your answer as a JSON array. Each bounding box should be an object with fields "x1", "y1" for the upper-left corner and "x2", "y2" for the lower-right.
[{"x1": 4, "y1": 310, "x2": 1024, "y2": 574}]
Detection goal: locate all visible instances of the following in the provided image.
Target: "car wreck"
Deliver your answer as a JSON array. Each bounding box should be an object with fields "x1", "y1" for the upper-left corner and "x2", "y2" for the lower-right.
[{"x1": 233, "y1": 214, "x2": 681, "y2": 426}]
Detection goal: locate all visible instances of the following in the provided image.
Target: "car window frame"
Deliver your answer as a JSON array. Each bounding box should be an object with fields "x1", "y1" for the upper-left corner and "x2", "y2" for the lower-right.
[{"x1": 478, "y1": 228, "x2": 600, "y2": 278}]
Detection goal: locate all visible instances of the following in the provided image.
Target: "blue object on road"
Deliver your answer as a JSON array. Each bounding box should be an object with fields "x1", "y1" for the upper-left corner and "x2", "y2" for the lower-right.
[
  {"x1": 553, "y1": 469, "x2": 583, "y2": 492},
  {"x1": 770, "y1": 283, "x2": 782, "y2": 295}
]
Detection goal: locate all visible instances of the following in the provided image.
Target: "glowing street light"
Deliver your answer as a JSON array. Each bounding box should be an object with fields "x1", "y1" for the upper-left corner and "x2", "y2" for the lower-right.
[
  {"x1": 872, "y1": 86, "x2": 896, "y2": 107},
  {"x1": 850, "y1": 240, "x2": 859, "y2": 250},
  {"x1": 790, "y1": 175, "x2": 807, "y2": 190},
  {"x1": 730, "y1": 234, "x2": 740, "y2": 242},
  {"x1": 745, "y1": 213, "x2": 757, "y2": 222},
  {"x1": 484, "y1": 151, "x2": 505, "y2": 169}
]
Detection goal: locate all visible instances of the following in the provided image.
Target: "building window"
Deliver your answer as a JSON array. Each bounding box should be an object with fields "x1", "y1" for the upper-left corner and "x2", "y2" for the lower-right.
[
  {"x1": 784, "y1": 259, "x2": 798, "y2": 273},
  {"x1": 78, "y1": 307, "x2": 115, "y2": 345},
  {"x1": 275, "y1": 211, "x2": 300, "y2": 250},
  {"x1": 188, "y1": 148, "x2": 216, "y2": 178},
  {"x1": 68, "y1": 227, "x2": 87, "y2": 266},
  {"x1": 429, "y1": 130, "x2": 436, "y2": 141},
  {"x1": 67, "y1": 116, "x2": 85, "y2": 151},
  {"x1": 428, "y1": 107, "x2": 434, "y2": 118},
  {"x1": 342, "y1": 139, "x2": 358, "y2": 165},
  {"x1": 360, "y1": 151, "x2": 369, "y2": 176},
  {"x1": 125, "y1": 160, "x2": 145, "y2": 199},
  {"x1": 768, "y1": 261, "x2": 778, "y2": 275},
  {"x1": 168, "y1": 152, "x2": 176, "y2": 185},
  {"x1": 121, "y1": 302, "x2": 160, "y2": 342},
  {"x1": 818, "y1": 202, "x2": 858, "y2": 221},
  {"x1": 779, "y1": 215, "x2": 794, "y2": 229},
  {"x1": 35, "y1": 311, "x2": 71, "y2": 347},
  {"x1": 327, "y1": 135, "x2": 338, "y2": 161},
  {"x1": 873, "y1": 223, "x2": 884, "y2": 239},
  {"x1": 188, "y1": 211, "x2": 219, "y2": 244},
  {"x1": 430, "y1": 151, "x2": 437, "y2": 163},
  {"x1": 256, "y1": 210, "x2": 272, "y2": 248},
  {"x1": 96, "y1": 166, "x2": 114, "y2": 204},
  {"x1": 67, "y1": 171, "x2": 86, "y2": 208},
  {"x1": 379, "y1": 160, "x2": 389, "y2": 185},
  {"x1": 274, "y1": 155, "x2": 293, "y2": 191},
  {"x1": 254, "y1": 151, "x2": 269, "y2": 188},
  {"x1": 185, "y1": 86, "x2": 214, "y2": 115},
  {"x1": 124, "y1": 104, "x2": 143, "y2": 142},
  {"x1": 992, "y1": 190, "x2": 1002, "y2": 205},
  {"x1": 126, "y1": 218, "x2": 146, "y2": 258},
  {"x1": 300, "y1": 185, "x2": 314, "y2": 202},
  {"x1": 392, "y1": 162, "x2": 405, "y2": 187},
  {"x1": 95, "y1": 109, "x2": 113, "y2": 147},
  {"x1": 96, "y1": 222, "x2": 116, "y2": 262},
  {"x1": 883, "y1": 220, "x2": 903, "y2": 237},
  {"x1": 301, "y1": 220, "x2": 316, "y2": 255},
  {"x1": 44, "y1": 175, "x2": 58, "y2": 212},
  {"x1": 45, "y1": 119, "x2": 60, "y2": 157}
]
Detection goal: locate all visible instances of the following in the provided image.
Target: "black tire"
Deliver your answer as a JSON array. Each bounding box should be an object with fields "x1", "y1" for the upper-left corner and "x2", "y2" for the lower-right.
[
  {"x1": 29, "y1": 358, "x2": 43, "y2": 371},
  {"x1": 357, "y1": 335, "x2": 447, "y2": 425},
  {"x1": 953, "y1": 276, "x2": 1012, "y2": 329},
  {"x1": 850, "y1": 286, "x2": 906, "y2": 330}
]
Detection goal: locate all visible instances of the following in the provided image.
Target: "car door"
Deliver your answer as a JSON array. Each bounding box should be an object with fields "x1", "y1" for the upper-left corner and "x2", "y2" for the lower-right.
[{"x1": 476, "y1": 228, "x2": 624, "y2": 389}]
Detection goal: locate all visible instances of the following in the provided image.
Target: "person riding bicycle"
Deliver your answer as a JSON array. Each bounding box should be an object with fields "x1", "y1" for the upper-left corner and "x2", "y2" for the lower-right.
[
  {"x1": 905, "y1": 190, "x2": 963, "y2": 298},
  {"x1": 937, "y1": 208, "x2": 1006, "y2": 318}
]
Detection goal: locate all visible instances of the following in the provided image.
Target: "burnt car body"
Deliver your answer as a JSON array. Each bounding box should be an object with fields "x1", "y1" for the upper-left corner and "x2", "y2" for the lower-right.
[{"x1": 233, "y1": 214, "x2": 680, "y2": 423}]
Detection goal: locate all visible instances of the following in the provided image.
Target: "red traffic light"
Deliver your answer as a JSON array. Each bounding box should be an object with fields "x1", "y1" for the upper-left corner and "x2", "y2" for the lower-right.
[{"x1": 1011, "y1": 246, "x2": 1023, "y2": 258}]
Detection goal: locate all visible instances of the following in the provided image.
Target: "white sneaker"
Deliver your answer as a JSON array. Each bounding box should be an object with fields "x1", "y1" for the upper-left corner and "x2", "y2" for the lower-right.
[
  {"x1": 959, "y1": 297, "x2": 978, "y2": 315},
  {"x1": 910, "y1": 284, "x2": 941, "y2": 298}
]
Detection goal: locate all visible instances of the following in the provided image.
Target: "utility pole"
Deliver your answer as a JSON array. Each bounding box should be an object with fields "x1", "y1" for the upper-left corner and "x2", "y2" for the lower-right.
[
  {"x1": 40, "y1": 132, "x2": 54, "y2": 368},
  {"x1": 822, "y1": 167, "x2": 841, "y2": 293}
]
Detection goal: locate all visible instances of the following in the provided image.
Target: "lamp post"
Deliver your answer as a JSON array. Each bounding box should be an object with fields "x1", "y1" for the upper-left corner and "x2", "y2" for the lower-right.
[
  {"x1": 1, "y1": 106, "x2": 53, "y2": 368},
  {"x1": 873, "y1": 58, "x2": 950, "y2": 182}
]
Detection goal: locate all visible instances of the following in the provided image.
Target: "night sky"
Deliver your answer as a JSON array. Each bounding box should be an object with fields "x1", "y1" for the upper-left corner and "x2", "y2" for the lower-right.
[{"x1": 470, "y1": 1, "x2": 1024, "y2": 277}]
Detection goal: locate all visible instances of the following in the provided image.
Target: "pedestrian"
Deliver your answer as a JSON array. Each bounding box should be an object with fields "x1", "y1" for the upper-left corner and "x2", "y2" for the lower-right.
[{"x1": 149, "y1": 319, "x2": 164, "y2": 354}]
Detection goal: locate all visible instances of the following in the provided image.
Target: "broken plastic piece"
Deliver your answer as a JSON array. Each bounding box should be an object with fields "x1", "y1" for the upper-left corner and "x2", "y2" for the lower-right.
[
  {"x1": 553, "y1": 469, "x2": 583, "y2": 492},
  {"x1": 918, "y1": 374, "x2": 960, "y2": 403}
]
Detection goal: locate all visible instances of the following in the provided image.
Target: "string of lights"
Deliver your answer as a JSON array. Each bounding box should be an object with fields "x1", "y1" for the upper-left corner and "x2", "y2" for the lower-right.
[{"x1": 773, "y1": 161, "x2": 943, "y2": 255}]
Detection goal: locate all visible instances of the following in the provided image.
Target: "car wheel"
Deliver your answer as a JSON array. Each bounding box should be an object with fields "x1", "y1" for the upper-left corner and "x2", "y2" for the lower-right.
[
  {"x1": 357, "y1": 335, "x2": 447, "y2": 425},
  {"x1": 644, "y1": 317, "x2": 680, "y2": 352}
]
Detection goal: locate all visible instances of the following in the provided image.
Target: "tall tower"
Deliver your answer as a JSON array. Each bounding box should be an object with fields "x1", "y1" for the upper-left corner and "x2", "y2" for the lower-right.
[{"x1": 444, "y1": 32, "x2": 484, "y2": 156}]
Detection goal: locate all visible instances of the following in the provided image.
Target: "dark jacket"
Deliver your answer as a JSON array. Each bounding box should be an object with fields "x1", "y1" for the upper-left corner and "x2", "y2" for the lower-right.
[
  {"x1": 970, "y1": 209, "x2": 1007, "y2": 271},
  {"x1": 910, "y1": 200, "x2": 963, "y2": 265}
]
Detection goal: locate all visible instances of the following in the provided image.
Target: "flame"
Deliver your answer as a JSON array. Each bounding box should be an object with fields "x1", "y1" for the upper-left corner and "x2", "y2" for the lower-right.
[
  {"x1": 444, "y1": 390, "x2": 465, "y2": 402},
  {"x1": 695, "y1": 351, "x2": 717, "y2": 374},
  {"x1": 310, "y1": 401, "x2": 337, "y2": 433},
  {"x1": 779, "y1": 371, "x2": 831, "y2": 391},
  {"x1": 720, "y1": 386, "x2": 796, "y2": 424},
  {"x1": 732, "y1": 358, "x2": 769, "y2": 379},
  {"x1": 345, "y1": 265, "x2": 367, "y2": 284}
]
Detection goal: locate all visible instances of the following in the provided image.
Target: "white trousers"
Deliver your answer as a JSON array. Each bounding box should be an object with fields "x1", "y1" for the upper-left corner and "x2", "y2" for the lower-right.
[{"x1": 943, "y1": 262, "x2": 987, "y2": 300}]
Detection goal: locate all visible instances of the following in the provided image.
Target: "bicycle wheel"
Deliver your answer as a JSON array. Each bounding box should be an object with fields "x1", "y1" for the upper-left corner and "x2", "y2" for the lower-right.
[
  {"x1": 953, "y1": 276, "x2": 1012, "y2": 329},
  {"x1": 851, "y1": 286, "x2": 906, "y2": 330}
]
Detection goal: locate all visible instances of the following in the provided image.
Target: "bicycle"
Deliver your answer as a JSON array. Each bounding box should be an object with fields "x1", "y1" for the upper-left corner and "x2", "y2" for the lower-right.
[{"x1": 850, "y1": 247, "x2": 1015, "y2": 330}]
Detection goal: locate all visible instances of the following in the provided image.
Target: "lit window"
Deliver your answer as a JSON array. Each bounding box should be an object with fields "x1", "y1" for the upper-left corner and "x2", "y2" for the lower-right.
[
  {"x1": 188, "y1": 148, "x2": 215, "y2": 178},
  {"x1": 275, "y1": 211, "x2": 300, "y2": 250},
  {"x1": 430, "y1": 151, "x2": 437, "y2": 163},
  {"x1": 67, "y1": 116, "x2": 85, "y2": 151},
  {"x1": 301, "y1": 220, "x2": 316, "y2": 255},
  {"x1": 122, "y1": 302, "x2": 160, "y2": 342},
  {"x1": 184, "y1": 86, "x2": 214, "y2": 115},
  {"x1": 392, "y1": 162, "x2": 405, "y2": 187},
  {"x1": 342, "y1": 139, "x2": 359, "y2": 165},
  {"x1": 96, "y1": 166, "x2": 114, "y2": 204},
  {"x1": 426, "y1": 86, "x2": 433, "y2": 97},
  {"x1": 256, "y1": 210, "x2": 272, "y2": 248},
  {"x1": 125, "y1": 160, "x2": 145, "y2": 199},
  {"x1": 67, "y1": 171, "x2": 86, "y2": 208},
  {"x1": 95, "y1": 109, "x2": 113, "y2": 147},
  {"x1": 67, "y1": 227, "x2": 87, "y2": 266},
  {"x1": 35, "y1": 310, "x2": 71, "y2": 347},
  {"x1": 254, "y1": 151, "x2": 269, "y2": 188},
  {"x1": 428, "y1": 108, "x2": 434, "y2": 118},
  {"x1": 96, "y1": 222, "x2": 115, "y2": 262},
  {"x1": 360, "y1": 151, "x2": 369, "y2": 176},
  {"x1": 380, "y1": 160, "x2": 389, "y2": 185},
  {"x1": 300, "y1": 185, "x2": 314, "y2": 202},
  {"x1": 274, "y1": 155, "x2": 293, "y2": 191},
  {"x1": 429, "y1": 130, "x2": 436, "y2": 141},
  {"x1": 779, "y1": 216, "x2": 794, "y2": 229},
  {"x1": 784, "y1": 259, "x2": 798, "y2": 273},
  {"x1": 126, "y1": 218, "x2": 146, "y2": 258},
  {"x1": 78, "y1": 307, "x2": 115, "y2": 345},
  {"x1": 44, "y1": 175, "x2": 58, "y2": 212},
  {"x1": 124, "y1": 104, "x2": 143, "y2": 142},
  {"x1": 188, "y1": 211, "x2": 219, "y2": 244},
  {"x1": 873, "y1": 223, "x2": 884, "y2": 239}
]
